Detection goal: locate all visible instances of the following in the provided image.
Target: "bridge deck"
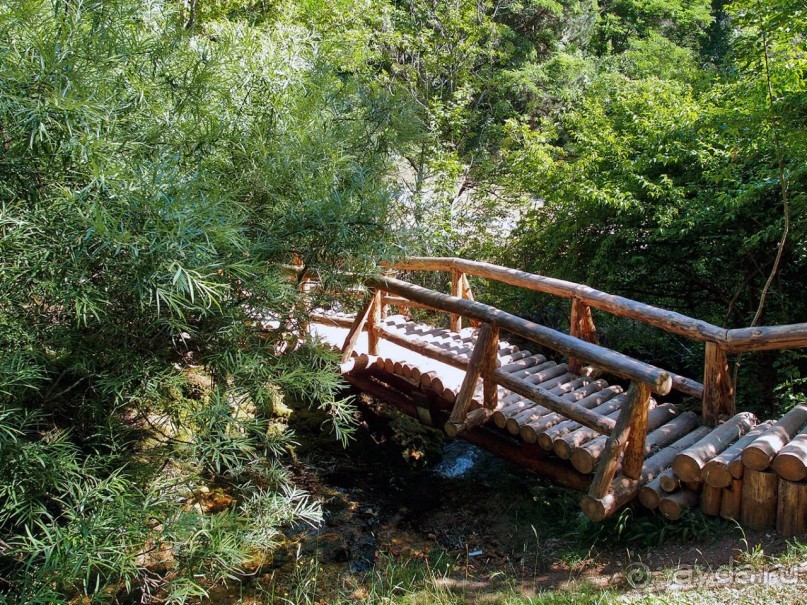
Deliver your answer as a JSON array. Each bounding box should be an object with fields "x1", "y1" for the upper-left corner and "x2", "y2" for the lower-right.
[{"x1": 310, "y1": 311, "x2": 807, "y2": 533}]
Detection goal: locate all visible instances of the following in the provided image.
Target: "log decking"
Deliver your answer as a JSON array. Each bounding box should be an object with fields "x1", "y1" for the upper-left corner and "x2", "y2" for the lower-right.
[{"x1": 305, "y1": 257, "x2": 807, "y2": 535}]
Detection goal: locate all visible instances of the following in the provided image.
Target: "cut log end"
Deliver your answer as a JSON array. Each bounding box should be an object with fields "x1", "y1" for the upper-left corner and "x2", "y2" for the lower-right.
[{"x1": 580, "y1": 494, "x2": 613, "y2": 522}]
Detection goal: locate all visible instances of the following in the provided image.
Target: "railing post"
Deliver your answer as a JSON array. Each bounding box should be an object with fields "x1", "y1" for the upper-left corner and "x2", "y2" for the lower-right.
[
  {"x1": 569, "y1": 297, "x2": 599, "y2": 374},
  {"x1": 702, "y1": 342, "x2": 735, "y2": 426},
  {"x1": 450, "y1": 270, "x2": 463, "y2": 332},
  {"x1": 482, "y1": 326, "x2": 499, "y2": 410},
  {"x1": 367, "y1": 289, "x2": 382, "y2": 356},
  {"x1": 445, "y1": 323, "x2": 497, "y2": 437},
  {"x1": 461, "y1": 273, "x2": 481, "y2": 328}
]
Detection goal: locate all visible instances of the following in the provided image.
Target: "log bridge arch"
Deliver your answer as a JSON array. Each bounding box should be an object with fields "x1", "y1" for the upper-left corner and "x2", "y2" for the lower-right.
[{"x1": 306, "y1": 257, "x2": 807, "y2": 524}]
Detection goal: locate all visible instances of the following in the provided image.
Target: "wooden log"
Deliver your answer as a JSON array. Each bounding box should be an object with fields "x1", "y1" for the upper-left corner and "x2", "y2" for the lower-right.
[
  {"x1": 571, "y1": 403, "x2": 677, "y2": 475},
  {"x1": 450, "y1": 269, "x2": 463, "y2": 333},
  {"x1": 535, "y1": 386, "x2": 623, "y2": 448},
  {"x1": 725, "y1": 323, "x2": 807, "y2": 353},
  {"x1": 339, "y1": 353, "x2": 372, "y2": 375},
  {"x1": 569, "y1": 298, "x2": 599, "y2": 374},
  {"x1": 684, "y1": 479, "x2": 703, "y2": 491},
  {"x1": 377, "y1": 324, "x2": 468, "y2": 373},
  {"x1": 588, "y1": 383, "x2": 648, "y2": 498},
  {"x1": 580, "y1": 425, "x2": 712, "y2": 521},
  {"x1": 702, "y1": 342, "x2": 735, "y2": 425},
  {"x1": 310, "y1": 312, "x2": 358, "y2": 329},
  {"x1": 419, "y1": 370, "x2": 439, "y2": 390},
  {"x1": 367, "y1": 290, "x2": 382, "y2": 356},
  {"x1": 495, "y1": 363, "x2": 566, "y2": 416},
  {"x1": 500, "y1": 362, "x2": 567, "y2": 403},
  {"x1": 771, "y1": 426, "x2": 807, "y2": 482},
  {"x1": 776, "y1": 478, "x2": 807, "y2": 537},
  {"x1": 505, "y1": 380, "x2": 596, "y2": 435},
  {"x1": 659, "y1": 468, "x2": 680, "y2": 493},
  {"x1": 493, "y1": 368, "x2": 617, "y2": 436},
  {"x1": 702, "y1": 422, "x2": 773, "y2": 488},
  {"x1": 385, "y1": 257, "x2": 728, "y2": 344},
  {"x1": 643, "y1": 411, "x2": 700, "y2": 454},
  {"x1": 638, "y1": 475, "x2": 665, "y2": 509},
  {"x1": 524, "y1": 381, "x2": 610, "y2": 444},
  {"x1": 701, "y1": 483, "x2": 723, "y2": 516},
  {"x1": 499, "y1": 354, "x2": 547, "y2": 374},
  {"x1": 671, "y1": 374, "x2": 705, "y2": 400},
  {"x1": 720, "y1": 478, "x2": 743, "y2": 520},
  {"x1": 741, "y1": 468, "x2": 778, "y2": 530},
  {"x1": 444, "y1": 407, "x2": 492, "y2": 438},
  {"x1": 672, "y1": 412, "x2": 757, "y2": 483},
  {"x1": 620, "y1": 382, "x2": 655, "y2": 485},
  {"x1": 380, "y1": 295, "x2": 437, "y2": 313},
  {"x1": 369, "y1": 275, "x2": 673, "y2": 394},
  {"x1": 481, "y1": 327, "x2": 500, "y2": 410},
  {"x1": 553, "y1": 395, "x2": 630, "y2": 459},
  {"x1": 742, "y1": 404, "x2": 807, "y2": 471},
  {"x1": 340, "y1": 295, "x2": 376, "y2": 363},
  {"x1": 659, "y1": 489, "x2": 699, "y2": 521},
  {"x1": 446, "y1": 324, "x2": 497, "y2": 435},
  {"x1": 497, "y1": 349, "x2": 532, "y2": 367}
]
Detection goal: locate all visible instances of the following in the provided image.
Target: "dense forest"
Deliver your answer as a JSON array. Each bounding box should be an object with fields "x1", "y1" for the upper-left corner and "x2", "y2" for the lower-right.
[{"x1": 0, "y1": 0, "x2": 804, "y2": 602}]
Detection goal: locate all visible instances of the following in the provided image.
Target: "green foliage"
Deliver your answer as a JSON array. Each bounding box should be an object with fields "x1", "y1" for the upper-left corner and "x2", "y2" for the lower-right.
[{"x1": 0, "y1": 0, "x2": 405, "y2": 601}]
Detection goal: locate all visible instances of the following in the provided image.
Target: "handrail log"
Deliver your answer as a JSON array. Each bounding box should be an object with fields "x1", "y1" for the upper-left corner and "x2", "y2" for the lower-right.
[
  {"x1": 387, "y1": 257, "x2": 728, "y2": 343},
  {"x1": 725, "y1": 324, "x2": 807, "y2": 352},
  {"x1": 368, "y1": 275, "x2": 673, "y2": 395}
]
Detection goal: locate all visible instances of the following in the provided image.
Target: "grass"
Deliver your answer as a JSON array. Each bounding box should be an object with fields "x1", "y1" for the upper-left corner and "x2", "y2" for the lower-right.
[{"x1": 247, "y1": 534, "x2": 807, "y2": 605}]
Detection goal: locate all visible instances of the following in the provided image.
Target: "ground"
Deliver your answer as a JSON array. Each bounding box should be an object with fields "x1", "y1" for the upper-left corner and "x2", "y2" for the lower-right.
[{"x1": 213, "y1": 392, "x2": 807, "y2": 604}]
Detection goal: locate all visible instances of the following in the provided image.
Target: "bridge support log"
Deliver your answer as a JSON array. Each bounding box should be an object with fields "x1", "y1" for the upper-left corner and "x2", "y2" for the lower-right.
[
  {"x1": 446, "y1": 323, "x2": 498, "y2": 437},
  {"x1": 587, "y1": 383, "x2": 651, "y2": 501},
  {"x1": 340, "y1": 294, "x2": 378, "y2": 363}
]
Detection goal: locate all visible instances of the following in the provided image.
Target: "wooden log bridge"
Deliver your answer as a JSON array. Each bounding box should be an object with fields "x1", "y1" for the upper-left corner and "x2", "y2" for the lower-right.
[{"x1": 306, "y1": 257, "x2": 807, "y2": 525}]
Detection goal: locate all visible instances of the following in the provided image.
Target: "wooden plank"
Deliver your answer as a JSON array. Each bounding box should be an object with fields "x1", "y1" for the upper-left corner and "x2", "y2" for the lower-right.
[
  {"x1": 368, "y1": 275, "x2": 673, "y2": 395},
  {"x1": 702, "y1": 342, "x2": 735, "y2": 425}
]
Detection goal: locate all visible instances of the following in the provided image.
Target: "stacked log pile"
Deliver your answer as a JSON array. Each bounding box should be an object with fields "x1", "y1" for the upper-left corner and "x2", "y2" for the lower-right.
[{"x1": 636, "y1": 404, "x2": 807, "y2": 536}]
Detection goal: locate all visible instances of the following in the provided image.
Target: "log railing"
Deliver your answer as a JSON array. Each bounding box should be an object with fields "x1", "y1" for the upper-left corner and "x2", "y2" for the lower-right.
[
  {"x1": 384, "y1": 257, "x2": 807, "y2": 425},
  {"x1": 321, "y1": 257, "x2": 807, "y2": 520},
  {"x1": 337, "y1": 272, "x2": 669, "y2": 510}
]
